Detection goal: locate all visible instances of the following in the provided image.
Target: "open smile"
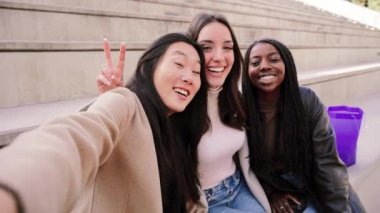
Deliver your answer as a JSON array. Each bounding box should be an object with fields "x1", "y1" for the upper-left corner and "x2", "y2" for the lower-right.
[
  {"x1": 208, "y1": 66, "x2": 224, "y2": 73},
  {"x1": 173, "y1": 87, "x2": 190, "y2": 97}
]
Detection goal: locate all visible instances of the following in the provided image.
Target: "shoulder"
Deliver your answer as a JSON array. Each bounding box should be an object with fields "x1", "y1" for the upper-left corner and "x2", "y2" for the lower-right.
[
  {"x1": 90, "y1": 88, "x2": 139, "y2": 110},
  {"x1": 298, "y1": 86, "x2": 327, "y2": 119},
  {"x1": 299, "y1": 86, "x2": 321, "y2": 107},
  {"x1": 100, "y1": 87, "x2": 138, "y2": 103},
  {"x1": 299, "y1": 86, "x2": 317, "y2": 100},
  {"x1": 86, "y1": 87, "x2": 145, "y2": 124}
]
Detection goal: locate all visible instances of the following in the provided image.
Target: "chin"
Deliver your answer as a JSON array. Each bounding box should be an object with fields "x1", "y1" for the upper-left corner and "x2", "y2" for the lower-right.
[{"x1": 170, "y1": 106, "x2": 186, "y2": 114}]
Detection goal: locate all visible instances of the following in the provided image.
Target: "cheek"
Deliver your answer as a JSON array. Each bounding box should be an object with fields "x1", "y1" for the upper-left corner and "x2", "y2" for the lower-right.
[
  {"x1": 248, "y1": 68, "x2": 259, "y2": 83},
  {"x1": 228, "y1": 52, "x2": 235, "y2": 65},
  {"x1": 248, "y1": 67, "x2": 256, "y2": 78},
  {"x1": 153, "y1": 73, "x2": 167, "y2": 96},
  {"x1": 203, "y1": 52, "x2": 213, "y2": 65},
  {"x1": 194, "y1": 78, "x2": 201, "y2": 93}
]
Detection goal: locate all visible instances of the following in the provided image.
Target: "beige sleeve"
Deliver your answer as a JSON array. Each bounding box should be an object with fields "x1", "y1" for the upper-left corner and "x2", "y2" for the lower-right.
[{"x1": 0, "y1": 88, "x2": 137, "y2": 213}]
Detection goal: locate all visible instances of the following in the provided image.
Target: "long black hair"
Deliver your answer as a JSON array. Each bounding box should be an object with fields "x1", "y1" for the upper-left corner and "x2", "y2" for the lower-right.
[
  {"x1": 242, "y1": 38, "x2": 312, "y2": 180},
  {"x1": 186, "y1": 13, "x2": 246, "y2": 130},
  {"x1": 126, "y1": 33, "x2": 208, "y2": 212}
]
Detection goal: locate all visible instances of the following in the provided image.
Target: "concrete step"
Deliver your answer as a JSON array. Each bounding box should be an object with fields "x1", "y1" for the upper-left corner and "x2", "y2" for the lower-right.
[
  {"x1": 1, "y1": 62, "x2": 379, "y2": 144},
  {"x1": 1, "y1": 1, "x2": 379, "y2": 46},
  {"x1": 0, "y1": 42, "x2": 145, "y2": 108},
  {"x1": 299, "y1": 62, "x2": 380, "y2": 106},
  {"x1": 1, "y1": 40, "x2": 379, "y2": 108},
  {"x1": 215, "y1": 0, "x2": 373, "y2": 31},
  {"x1": 148, "y1": 0, "x2": 377, "y2": 33},
  {"x1": 0, "y1": 40, "x2": 379, "y2": 108},
  {"x1": 0, "y1": 96, "x2": 95, "y2": 146}
]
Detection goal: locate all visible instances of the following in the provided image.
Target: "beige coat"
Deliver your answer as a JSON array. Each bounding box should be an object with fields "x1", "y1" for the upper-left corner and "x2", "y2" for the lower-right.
[
  {"x1": 0, "y1": 87, "x2": 270, "y2": 212},
  {"x1": 0, "y1": 88, "x2": 162, "y2": 212}
]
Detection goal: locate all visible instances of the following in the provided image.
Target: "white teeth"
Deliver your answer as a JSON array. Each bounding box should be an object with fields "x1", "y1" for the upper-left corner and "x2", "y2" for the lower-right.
[
  {"x1": 174, "y1": 88, "x2": 189, "y2": 97},
  {"x1": 260, "y1": 75, "x2": 275, "y2": 80},
  {"x1": 208, "y1": 67, "x2": 224, "y2": 72}
]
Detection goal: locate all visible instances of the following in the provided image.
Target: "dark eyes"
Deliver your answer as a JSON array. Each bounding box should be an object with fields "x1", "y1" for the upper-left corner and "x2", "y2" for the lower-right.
[
  {"x1": 250, "y1": 61, "x2": 260, "y2": 67},
  {"x1": 250, "y1": 58, "x2": 281, "y2": 67},
  {"x1": 201, "y1": 45, "x2": 212, "y2": 51},
  {"x1": 175, "y1": 62, "x2": 200, "y2": 75},
  {"x1": 175, "y1": 62, "x2": 184, "y2": 68},
  {"x1": 200, "y1": 45, "x2": 233, "y2": 51},
  {"x1": 192, "y1": 71, "x2": 200, "y2": 75}
]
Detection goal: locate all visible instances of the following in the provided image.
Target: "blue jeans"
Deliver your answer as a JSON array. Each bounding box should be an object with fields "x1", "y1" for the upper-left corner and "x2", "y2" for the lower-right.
[
  {"x1": 204, "y1": 170, "x2": 265, "y2": 213},
  {"x1": 303, "y1": 198, "x2": 318, "y2": 213}
]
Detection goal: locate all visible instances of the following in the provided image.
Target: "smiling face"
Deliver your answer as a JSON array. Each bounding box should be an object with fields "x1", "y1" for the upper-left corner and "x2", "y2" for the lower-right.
[
  {"x1": 248, "y1": 42, "x2": 285, "y2": 100},
  {"x1": 153, "y1": 41, "x2": 202, "y2": 115},
  {"x1": 197, "y1": 22, "x2": 234, "y2": 90}
]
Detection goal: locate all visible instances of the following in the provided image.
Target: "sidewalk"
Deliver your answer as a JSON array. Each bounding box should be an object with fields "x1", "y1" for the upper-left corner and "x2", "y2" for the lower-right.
[
  {"x1": 344, "y1": 92, "x2": 380, "y2": 212},
  {"x1": 0, "y1": 97, "x2": 95, "y2": 145}
]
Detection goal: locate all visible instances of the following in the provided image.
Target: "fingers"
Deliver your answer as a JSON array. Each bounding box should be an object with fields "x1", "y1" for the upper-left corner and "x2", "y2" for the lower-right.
[
  {"x1": 285, "y1": 194, "x2": 301, "y2": 205},
  {"x1": 97, "y1": 73, "x2": 111, "y2": 86},
  {"x1": 103, "y1": 38, "x2": 113, "y2": 68},
  {"x1": 283, "y1": 201, "x2": 294, "y2": 213},
  {"x1": 98, "y1": 39, "x2": 125, "y2": 94},
  {"x1": 270, "y1": 193, "x2": 295, "y2": 213},
  {"x1": 116, "y1": 42, "x2": 126, "y2": 81}
]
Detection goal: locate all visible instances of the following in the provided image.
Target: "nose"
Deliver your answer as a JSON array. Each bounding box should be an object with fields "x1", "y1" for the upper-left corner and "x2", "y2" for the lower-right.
[
  {"x1": 181, "y1": 70, "x2": 193, "y2": 85},
  {"x1": 212, "y1": 48, "x2": 224, "y2": 61},
  {"x1": 259, "y1": 59, "x2": 270, "y2": 70}
]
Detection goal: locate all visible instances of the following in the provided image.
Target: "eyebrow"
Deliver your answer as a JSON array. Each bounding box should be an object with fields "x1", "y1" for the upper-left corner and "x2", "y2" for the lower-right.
[
  {"x1": 198, "y1": 40, "x2": 233, "y2": 45},
  {"x1": 172, "y1": 50, "x2": 200, "y2": 64}
]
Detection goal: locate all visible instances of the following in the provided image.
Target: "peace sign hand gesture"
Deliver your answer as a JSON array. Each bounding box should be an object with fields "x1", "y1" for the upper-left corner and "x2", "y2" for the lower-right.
[{"x1": 96, "y1": 38, "x2": 126, "y2": 94}]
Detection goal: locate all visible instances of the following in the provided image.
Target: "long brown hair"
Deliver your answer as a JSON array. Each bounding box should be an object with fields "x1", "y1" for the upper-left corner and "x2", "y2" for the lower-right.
[{"x1": 186, "y1": 13, "x2": 246, "y2": 130}]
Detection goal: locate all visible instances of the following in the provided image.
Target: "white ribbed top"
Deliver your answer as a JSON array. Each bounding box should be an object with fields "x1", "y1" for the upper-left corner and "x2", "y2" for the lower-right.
[{"x1": 197, "y1": 88, "x2": 246, "y2": 189}]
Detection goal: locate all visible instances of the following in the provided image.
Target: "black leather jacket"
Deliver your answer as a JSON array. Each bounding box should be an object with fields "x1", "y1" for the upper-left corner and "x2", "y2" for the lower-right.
[
  {"x1": 300, "y1": 86, "x2": 352, "y2": 212},
  {"x1": 261, "y1": 87, "x2": 364, "y2": 212}
]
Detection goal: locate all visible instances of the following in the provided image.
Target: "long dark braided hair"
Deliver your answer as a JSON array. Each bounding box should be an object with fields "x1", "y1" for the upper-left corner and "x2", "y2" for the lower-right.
[{"x1": 242, "y1": 38, "x2": 312, "y2": 180}]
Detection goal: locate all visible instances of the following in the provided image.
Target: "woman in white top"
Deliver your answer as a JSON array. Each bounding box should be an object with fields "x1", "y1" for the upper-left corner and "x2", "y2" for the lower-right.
[{"x1": 185, "y1": 13, "x2": 269, "y2": 212}]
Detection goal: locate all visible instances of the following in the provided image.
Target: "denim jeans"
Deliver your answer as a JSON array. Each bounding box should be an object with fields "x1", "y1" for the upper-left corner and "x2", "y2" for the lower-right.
[
  {"x1": 204, "y1": 170, "x2": 265, "y2": 213},
  {"x1": 302, "y1": 199, "x2": 318, "y2": 213}
]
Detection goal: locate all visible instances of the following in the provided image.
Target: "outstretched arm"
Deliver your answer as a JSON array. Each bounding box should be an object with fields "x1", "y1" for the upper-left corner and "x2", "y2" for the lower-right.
[{"x1": 0, "y1": 88, "x2": 136, "y2": 212}]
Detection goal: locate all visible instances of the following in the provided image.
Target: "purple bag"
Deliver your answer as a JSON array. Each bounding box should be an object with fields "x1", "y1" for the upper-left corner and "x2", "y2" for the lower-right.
[{"x1": 327, "y1": 106, "x2": 364, "y2": 166}]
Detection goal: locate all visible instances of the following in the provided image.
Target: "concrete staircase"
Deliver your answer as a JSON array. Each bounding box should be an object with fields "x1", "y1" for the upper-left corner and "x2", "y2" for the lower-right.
[{"x1": 1, "y1": 1, "x2": 380, "y2": 209}]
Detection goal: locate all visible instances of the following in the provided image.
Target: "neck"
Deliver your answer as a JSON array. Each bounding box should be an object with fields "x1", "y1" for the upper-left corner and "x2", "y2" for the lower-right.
[
  {"x1": 208, "y1": 86, "x2": 222, "y2": 93},
  {"x1": 257, "y1": 90, "x2": 280, "y2": 102}
]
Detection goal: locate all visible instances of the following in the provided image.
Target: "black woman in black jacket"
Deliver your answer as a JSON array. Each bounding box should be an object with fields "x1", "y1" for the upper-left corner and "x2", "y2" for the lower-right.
[{"x1": 242, "y1": 38, "x2": 365, "y2": 213}]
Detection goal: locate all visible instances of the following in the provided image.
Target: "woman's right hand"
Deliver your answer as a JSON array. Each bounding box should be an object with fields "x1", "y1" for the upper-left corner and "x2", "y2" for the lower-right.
[{"x1": 96, "y1": 38, "x2": 126, "y2": 94}]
